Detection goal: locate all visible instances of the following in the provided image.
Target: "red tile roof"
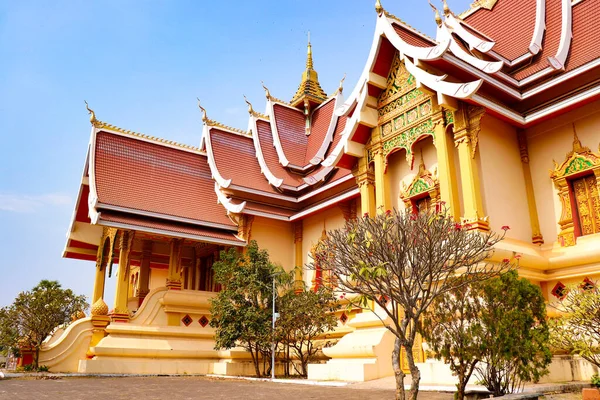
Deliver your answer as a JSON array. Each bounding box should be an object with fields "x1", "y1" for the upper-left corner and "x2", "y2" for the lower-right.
[
  {"x1": 564, "y1": 0, "x2": 600, "y2": 73},
  {"x1": 99, "y1": 211, "x2": 243, "y2": 244},
  {"x1": 94, "y1": 131, "x2": 234, "y2": 228},
  {"x1": 305, "y1": 98, "x2": 335, "y2": 164},
  {"x1": 465, "y1": 0, "x2": 537, "y2": 61},
  {"x1": 392, "y1": 23, "x2": 435, "y2": 48},
  {"x1": 272, "y1": 104, "x2": 307, "y2": 167}
]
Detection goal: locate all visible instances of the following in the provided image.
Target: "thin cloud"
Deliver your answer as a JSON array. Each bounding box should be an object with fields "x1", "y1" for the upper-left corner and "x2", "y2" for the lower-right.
[{"x1": 0, "y1": 193, "x2": 72, "y2": 213}]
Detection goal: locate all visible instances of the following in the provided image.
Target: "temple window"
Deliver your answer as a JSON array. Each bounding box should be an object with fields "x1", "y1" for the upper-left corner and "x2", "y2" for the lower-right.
[
  {"x1": 581, "y1": 277, "x2": 595, "y2": 291},
  {"x1": 551, "y1": 282, "x2": 567, "y2": 300},
  {"x1": 550, "y1": 128, "x2": 600, "y2": 247},
  {"x1": 399, "y1": 154, "x2": 440, "y2": 213}
]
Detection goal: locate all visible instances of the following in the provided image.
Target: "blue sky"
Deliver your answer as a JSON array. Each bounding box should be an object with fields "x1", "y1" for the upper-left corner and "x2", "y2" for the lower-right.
[{"x1": 0, "y1": 0, "x2": 472, "y2": 307}]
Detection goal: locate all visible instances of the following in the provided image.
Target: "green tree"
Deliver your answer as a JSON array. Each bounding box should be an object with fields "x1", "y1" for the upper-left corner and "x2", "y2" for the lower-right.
[
  {"x1": 475, "y1": 271, "x2": 551, "y2": 396},
  {"x1": 422, "y1": 278, "x2": 485, "y2": 400},
  {"x1": 313, "y1": 208, "x2": 508, "y2": 400},
  {"x1": 277, "y1": 286, "x2": 339, "y2": 377},
  {"x1": 0, "y1": 280, "x2": 88, "y2": 369},
  {"x1": 209, "y1": 241, "x2": 285, "y2": 377},
  {"x1": 550, "y1": 281, "x2": 600, "y2": 369}
]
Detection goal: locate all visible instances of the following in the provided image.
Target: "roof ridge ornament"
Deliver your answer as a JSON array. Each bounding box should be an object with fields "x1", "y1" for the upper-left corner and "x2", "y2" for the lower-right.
[
  {"x1": 290, "y1": 34, "x2": 328, "y2": 108},
  {"x1": 375, "y1": 0, "x2": 384, "y2": 15},
  {"x1": 198, "y1": 97, "x2": 249, "y2": 135},
  {"x1": 244, "y1": 95, "x2": 254, "y2": 114},
  {"x1": 85, "y1": 100, "x2": 98, "y2": 127},
  {"x1": 197, "y1": 98, "x2": 208, "y2": 123},
  {"x1": 428, "y1": 1, "x2": 443, "y2": 26}
]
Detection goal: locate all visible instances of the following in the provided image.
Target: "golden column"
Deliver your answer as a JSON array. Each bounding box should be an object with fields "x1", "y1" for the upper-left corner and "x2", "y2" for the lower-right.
[
  {"x1": 111, "y1": 230, "x2": 134, "y2": 323},
  {"x1": 354, "y1": 155, "x2": 376, "y2": 216},
  {"x1": 433, "y1": 111, "x2": 461, "y2": 220},
  {"x1": 453, "y1": 104, "x2": 489, "y2": 231},
  {"x1": 293, "y1": 221, "x2": 304, "y2": 292},
  {"x1": 373, "y1": 148, "x2": 390, "y2": 212},
  {"x1": 92, "y1": 228, "x2": 117, "y2": 304},
  {"x1": 517, "y1": 131, "x2": 544, "y2": 245},
  {"x1": 137, "y1": 240, "x2": 153, "y2": 306},
  {"x1": 166, "y1": 238, "x2": 183, "y2": 290}
]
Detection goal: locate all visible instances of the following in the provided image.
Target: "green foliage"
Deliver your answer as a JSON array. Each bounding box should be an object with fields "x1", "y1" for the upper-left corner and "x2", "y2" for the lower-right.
[
  {"x1": 277, "y1": 287, "x2": 339, "y2": 377},
  {"x1": 550, "y1": 283, "x2": 600, "y2": 369},
  {"x1": 37, "y1": 365, "x2": 49, "y2": 372},
  {"x1": 0, "y1": 280, "x2": 88, "y2": 369},
  {"x1": 591, "y1": 374, "x2": 600, "y2": 388},
  {"x1": 475, "y1": 271, "x2": 551, "y2": 396},
  {"x1": 422, "y1": 279, "x2": 484, "y2": 400},
  {"x1": 209, "y1": 241, "x2": 286, "y2": 377}
]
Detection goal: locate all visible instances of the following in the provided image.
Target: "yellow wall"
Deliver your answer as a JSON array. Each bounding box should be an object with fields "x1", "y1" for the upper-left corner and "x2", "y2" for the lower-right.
[
  {"x1": 252, "y1": 216, "x2": 294, "y2": 271},
  {"x1": 301, "y1": 206, "x2": 346, "y2": 287},
  {"x1": 526, "y1": 99, "x2": 600, "y2": 246},
  {"x1": 478, "y1": 115, "x2": 531, "y2": 241},
  {"x1": 149, "y1": 268, "x2": 168, "y2": 291}
]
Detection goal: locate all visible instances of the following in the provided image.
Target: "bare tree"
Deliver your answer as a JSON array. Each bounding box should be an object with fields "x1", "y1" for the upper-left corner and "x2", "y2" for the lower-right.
[{"x1": 311, "y1": 207, "x2": 509, "y2": 400}]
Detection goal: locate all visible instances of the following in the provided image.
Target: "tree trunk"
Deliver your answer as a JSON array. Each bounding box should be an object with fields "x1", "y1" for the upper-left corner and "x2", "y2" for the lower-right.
[
  {"x1": 34, "y1": 347, "x2": 40, "y2": 370},
  {"x1": 405, "y1": 344, "x2": 420, "y2": 400},
  {"x1": 250, "y1": 346, "x2": 261, "y2": 377},
  {"x1": 456, "y1": 374, "x2": 467, "y2": 400},
  {"x1": 392, "y1": 336, "x2": 406, "y2": 400}
]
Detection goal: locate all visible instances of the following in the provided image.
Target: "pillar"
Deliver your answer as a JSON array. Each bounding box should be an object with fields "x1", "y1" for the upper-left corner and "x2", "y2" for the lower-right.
[
  {"x1": 453, "y1": 105, "x2": 489, "y2": 231},
  {"x1": 293, "y1": 221, "x2": 303, "y2": 292},
  {"x1": 166, "y1": 238, "x2": 183, "y2": 290},
  {"x1": 137, "y1": 240, "x2": 152, "y2": 306},
  {"x1": 354, "y1": 155, "x2": 376, "y2": 217},
  {"x1": 433, "y1": 112, "x2": 460, "y2": 220},
  {"x1": 92, "y1": 248, "x2": 107, "y2": 305},
  {"x1": 517, "y1": 131, "x2": 544, "y2": 245},
  {"x1": 111, "y1": 230, "x2": 134, "y2": 323},
  {"x1": 373, "y1": 149, "x2": 389, "y2": 213}
]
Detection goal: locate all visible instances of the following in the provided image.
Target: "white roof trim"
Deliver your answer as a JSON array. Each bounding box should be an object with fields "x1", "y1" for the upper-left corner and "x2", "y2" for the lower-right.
[
  {"x1": 214, "y1": 183, "x2": 246, "y2": 214},
  {"x1": 97, "y1": 216, "x2": 245, "y2": 247},
  {"x1": 87, "y1": 126, "x2": 100, "y2": 225},
  {"x1": 243, "y1": 209, "x2": 290, "y2": 221},
  {"x1": 290, "y1": 188, "x2": 360, "y2": 221},
  {"x1": 266, "y1": 98, "x2": 291, "y2": 167},
  {"x1": 529, "y1": 0, "x2": 546, "y2": 55},
  {"x1": 250, "y1": 116, "x2": 284, "y2": 188},
  {"x1": 203, "y1": 124, "x2": 232, "y2": 189},
  {"x1": 438, "y1": 24, "x2": 503, "y2": 73},
  {"x1": 548, "y1": 0, "x2": 573, "y2": 70},
  {"x1": 444, "y1": 14, "x2": 495, "y2": 53}
]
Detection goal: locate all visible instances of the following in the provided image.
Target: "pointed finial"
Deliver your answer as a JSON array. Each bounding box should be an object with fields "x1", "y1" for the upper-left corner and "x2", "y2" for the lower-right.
[
  {"x1": 338, "y1": 73, "x2": 346, "y2": 94},
  {"x1": 84, "y1": 100, "x2": 97, "y2": 125},
  {"x1": 196, "y1": 97, "x2": 208, "y2": 122},
  {"x1": 442, "y1": 0, "x2": 451, "y2": 16},
  {"x1": 261, "y1": 81, "x2": 272, "y2": 99},
  {"x1": 419, "y1": 148, "x2": 426, "y2": 171},
  {"x1": 572, "y1": 123, "x2": 583, "y2": 152},
  {"x1": 243, "y1": 95, "x2": 254, "y2": 114},
  {"x1": 375, "y1": 0, "x2": 383, "y2": 15},
  {"x1": 306, "y1": 31, "x2": 314, "y2": 70},
  {"x1": 428, "y1": 1, "x2": 442, "y2": 26}
]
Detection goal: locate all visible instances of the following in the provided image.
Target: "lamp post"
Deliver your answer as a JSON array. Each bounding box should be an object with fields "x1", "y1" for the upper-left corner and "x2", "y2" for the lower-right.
[{"x1": 271, "y1": 272, "x2": 281, "y2": 380}]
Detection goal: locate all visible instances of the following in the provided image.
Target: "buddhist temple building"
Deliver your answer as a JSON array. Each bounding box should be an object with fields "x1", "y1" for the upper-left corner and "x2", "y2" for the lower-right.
[{"x1": 45, "y1": 0, "x2": 600, "y2": 385}]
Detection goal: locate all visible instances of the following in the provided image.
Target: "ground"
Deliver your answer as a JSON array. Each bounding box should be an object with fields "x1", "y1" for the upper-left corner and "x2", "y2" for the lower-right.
[{"x1": 0, "y1": 376, "x2": 583, "y2": 399}]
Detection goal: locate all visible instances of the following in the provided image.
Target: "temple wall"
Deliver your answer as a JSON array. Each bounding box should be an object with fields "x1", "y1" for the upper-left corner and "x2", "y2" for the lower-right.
[
  {"x1": 386, "y1": 135, "x2": 438, "y2": 211},
  {"x1": 301, "y1": 206, "x2": 346, "y2": 287},
  {"x1": 478, "y1": 115, "x2": 531, "y2": 242},
  {"x1": 149, "y1": 268, "x2": 167, "y2": 291},
  {"x1": 526, "y1": 99, "x2": 600, "y2": 246},
  {"x1": 251, "y1": 216, "x2": 294, "y2": 271}
]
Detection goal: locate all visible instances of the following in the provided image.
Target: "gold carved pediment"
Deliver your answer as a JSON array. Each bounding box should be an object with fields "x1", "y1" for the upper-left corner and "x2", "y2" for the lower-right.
[
  {"x1": 399, "y1": 154, "x2": 439, "y2": 203},
  {"x1": 550, "y1": 132, "x2": 600, "y2": 179}
]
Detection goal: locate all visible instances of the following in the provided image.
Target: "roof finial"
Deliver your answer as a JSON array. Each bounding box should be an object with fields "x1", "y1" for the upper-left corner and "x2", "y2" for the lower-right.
[
  {"x1": 572, "y1": 123, "x2": 583, "y2": 152},
  {"x1": 84, "y1": 100, "x2": 97, "y2": 126},
  {"x1": 338, "y1": 73, "x2": 346, "y2": 94},
  {"x1": 261, "y1": 81, "x2": 272, "y2": 100},
  {"x1": 243, "y1": 95, "x2": 254, "y2": 114},
  {"x1": 196, "y1": 98, "x2": 208, "y2": 122},
  {"x1": 442, "y1": 0, "x2": 451, "y2": 15},
  {"x1": 428, "y1": 1, "x2": 442, "y2": 26},
  {"x1": 306, "y1": 31, "x2": 314, "y2": 70},
  {"x1": 375, "y1": 0, "x2": 383, "y2": 15}
]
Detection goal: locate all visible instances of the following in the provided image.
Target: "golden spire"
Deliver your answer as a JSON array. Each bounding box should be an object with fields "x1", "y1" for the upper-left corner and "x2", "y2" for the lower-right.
[
  {"x1": 196, "y1": 98, "x2": 208, "y2": 122},
  {"x1": 261, "y1": 81, "x2": 272, "y2": 100},
  {"x1": 442, "y1": 0, "x2": 451, "y2": 16},
  {"x1": 84, "y1": 100, "x2": 97, "y2": 126},
  {"x1": 290, "y1": 34, "x2": 328, "y2": 108}
]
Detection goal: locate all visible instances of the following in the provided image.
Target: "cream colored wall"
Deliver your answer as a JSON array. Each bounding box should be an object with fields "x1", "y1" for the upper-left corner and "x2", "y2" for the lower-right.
[
  {"x1": 251, "y1": 216, "x2": 294, "y2": 271},
  {"x1": 149, "y1": 268, "x2": 168, "y2": 290},
  {"x1": 301, "y1": 206, "x2": 346, "y2": 287},
  {"x1": 478, "y1": 115, "x2": 531, "y2": 242},
  {"x1": 386, "y1": 136, "x2": 438, "y2": 211},
  {"x1": 526, "y1": 99, "x2": 600, "y2": 246}
]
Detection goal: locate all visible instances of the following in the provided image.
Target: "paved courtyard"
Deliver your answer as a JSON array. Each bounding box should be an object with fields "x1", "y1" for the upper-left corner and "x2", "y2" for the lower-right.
[{"x1": 0, "y1": 376, "x2": 451, "y2": 400}]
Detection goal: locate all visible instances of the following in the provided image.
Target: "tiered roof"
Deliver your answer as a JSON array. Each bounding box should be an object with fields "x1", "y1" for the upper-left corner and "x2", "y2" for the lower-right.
[{"x1": 65, "y1": 0, "x2": 600, "y2": 259}]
